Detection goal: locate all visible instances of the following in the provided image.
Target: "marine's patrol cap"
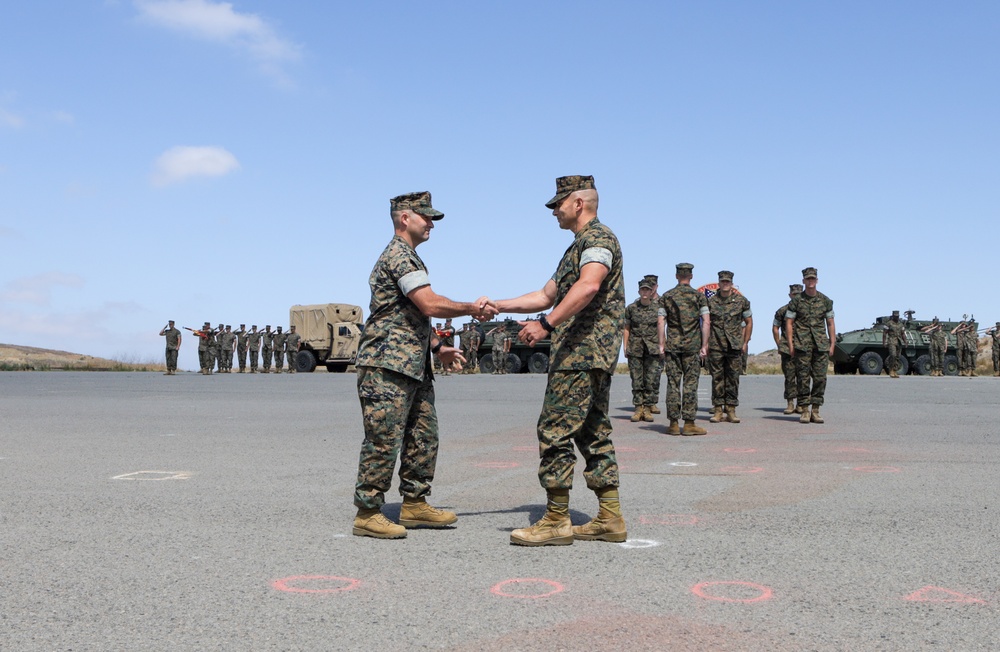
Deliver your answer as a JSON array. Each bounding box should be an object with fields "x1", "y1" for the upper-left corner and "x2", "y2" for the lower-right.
[
  {"x1": 932, "y1": 317, "x2": 939, "y2": 323},
  {"x1": 240, "y1": 324, "x2": 245, "y2": 328},
  {"x1": 545, "y1": 175, "x2": 596, "y2": 209},
  {"x1": 675, "y1": 263, "x2": 694, "y2": 275},
  {"x1": 203, "y1": 321, "x2": 210, "y2": 327},
  {"x1": 643, "y1": 274, "x2": 658, "y2": 286},
  {"x1": 802, "y1": 267, "x2": 818, "y2": 279},
  {"x1": 891, "y1": 310, "x2": 900, "y2": 317},
  {"x1": 639, "y1": 277, "x2": 655, "y2": 289},
  {"x1": 390, "y1": 191, "x2": 444, "y2": 220},
  {"x1": 168, "y1": 320, "x2": 174, "y2": 324},
  {"x1": 718, "y1": 270, "x2": 734, "y2": 282},
  {"x1": 789, "y1": 284, "x2": 803, "y2": 294}
]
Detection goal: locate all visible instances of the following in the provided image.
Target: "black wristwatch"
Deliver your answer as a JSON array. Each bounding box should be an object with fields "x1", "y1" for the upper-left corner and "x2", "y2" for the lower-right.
[
  {"x1": 431, "y1": 341, "x2": 443, "y2": 354},
  {"x1": 539, "y1": 315, "x2": 555, "y2": 333}
]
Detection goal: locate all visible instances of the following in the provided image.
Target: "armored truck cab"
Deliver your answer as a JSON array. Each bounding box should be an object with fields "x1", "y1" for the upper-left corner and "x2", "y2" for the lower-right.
[
  {"x1": 289, "y1": 303, "x2": 364, "y2": 372},
  {"x1": 832, "y1": 313, "x2": 961, "y2": 376},
  {"x1": 461, "y1": 318, "x2": 553, "y2": 374}
]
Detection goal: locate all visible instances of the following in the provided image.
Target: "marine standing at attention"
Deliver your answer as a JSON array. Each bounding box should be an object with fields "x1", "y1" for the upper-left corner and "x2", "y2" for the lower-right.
[
  {"x1": 624, "y1": 276, "x2": 662, "y2": 423},
  {"x1": 773, "y1": 284, "x2": 803, "y2": 412},
  {"x1": 159, "y1": 320, "x2": 181, "y2": 375},
  {"x1": 785, "y1": 267, "x2": 836, "y2": 424},
  {"x1": 490, "y1": 175, "x2": 627, "y2": 546},
  {"x1": 658, "y1": 263, "x2": 710, "y2": 436},
  {"x1": 706, "y1": 270, "x2": 753, "y2": 424},
  {"x1": 284, "y1": 325, "x2": 301, "y2": 373},
  {"x1": 261, "y1": 325, "x2": 274, "y2": 373},
  {"x1": 921, "y1": 317, "x2": 947, "y2": 377},
  {"x1": 988, "y1": 322, "x2": 1000, "y2": 377},
  {"x1": 882, "y1": 310, "x2": 906, "y2": 378},
  {"x1": 247, "y1": 325, "x2": 263, "y2": 373},
  {"x1": 351, "y1": 191, "x2": 494, "y2": 539},
  {"x1": 272, "y1": 326, "x2": 286, "y2": 373},
  {"x1": 235, "y1": 324, "x2": 249, "y2": 373}
]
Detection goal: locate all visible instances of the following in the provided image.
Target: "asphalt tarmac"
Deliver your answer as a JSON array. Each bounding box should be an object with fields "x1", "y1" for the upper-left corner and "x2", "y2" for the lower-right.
[{"x1": 2, "y1": 370, "x2": 998, "y2": 651}]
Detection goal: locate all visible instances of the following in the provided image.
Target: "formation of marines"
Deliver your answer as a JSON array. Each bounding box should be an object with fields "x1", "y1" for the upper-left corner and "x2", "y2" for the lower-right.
[{"x1": 160, "y1": 322, "x2": 302, "y2": 374}]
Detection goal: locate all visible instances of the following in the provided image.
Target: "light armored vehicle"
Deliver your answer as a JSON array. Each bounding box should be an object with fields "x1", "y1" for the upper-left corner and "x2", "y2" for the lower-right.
[
  {"x1": 289, "y1": 303, "x2": 364, "y2": 372},
  {"x1": 460, "y1": 318, "x2": 553, "y2": 374},
  {"x1": 832, "y1": 311, "x2": 961, "y2": 376}
]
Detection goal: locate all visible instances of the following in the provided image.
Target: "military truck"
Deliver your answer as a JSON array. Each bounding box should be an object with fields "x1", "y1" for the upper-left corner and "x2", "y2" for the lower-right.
[
  {"x1": 460, "y1": 318, "x2": 553, "y2": 374},
  {"x1": 832, "y1": 312, "x2": 962, "y2": 376},
  {"x1": 289, "y1": 303, "x2": 364, "y2": 372}
]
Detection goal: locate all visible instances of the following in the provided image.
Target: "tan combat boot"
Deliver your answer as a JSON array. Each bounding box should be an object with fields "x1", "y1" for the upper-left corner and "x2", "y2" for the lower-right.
[
  {"x1": 810, "y1": 406, "x2": 824, "y2": 424},
  {"x1": 399, "y1": 497, "x2": 457, "y2": 528},
  {"x1": 641, "y1": 406, "x2": 654, "y2": 422},
  {"x1": 353, "y1": 508, "x2": 407, "y2": 539},
  {"x1": 666, "y1": 420, "x2": 681, "y2": 436},
  {"x1": 709, "y1": 406, "x2": 725, "y2": 423},
  {"x1": 889, "y1": 369, "x2": 898, "y2": 378},
  {"x1": 799, "y1": 405, "x2": 811, "y2": 423},
  {"x1": 510, "y1": 491, "x2": 573, "y2": 546},
  {"x1": 783, "y1": 399, "x2": 796, "y2": 415},
  {"x1": 795, "y1": 402, "x2": 805, "y2": 414},
  {"x1": 725, "y1": 406, "x2": 741, "y2": 423},
  {"x1": 572, "y1": 488, "x2": 627, "y2": 543},
  {"x1": 682, "y1": 420, "x2": 707, "y2": 436},
  {"x1": 630, "y1": 407, "x2": 643, "y2": 422},
  {"x1": 648, "y1": 404, "x2": 661, "y2": 414}
]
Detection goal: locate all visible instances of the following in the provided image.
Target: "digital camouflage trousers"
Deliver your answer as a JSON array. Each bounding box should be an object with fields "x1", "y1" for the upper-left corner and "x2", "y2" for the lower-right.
[
  {"x1": 794, "y1": 348, "x2": 829, "y2": 406},
  {"x1": 929, "y1": 341, "x2": 945, "y2": 373},
  {"x1": 261, "y1": 348, "x2": 272, "y2": 370},
  {"x1": 664, "y1": 351, "x2": 701, "y2": 420},
  {"x1": 627, "y1": 353, "x2": 662, "y2": 406},
  {"x1": 707, "y1": 347, "x2": 743, "y2": 407},
  {"x1": 886, "y1": 340, "x2": 901, "y2": 374},
  {"x1": 492, "y1": 345, "x2": 507, "y2": 374},
  {"x1": 780, "y1": 351, "x2": 798, "y2": 400},
  {"x1": 164, "y1": 348, "x2": 178, "y2": 372},
  {"x1": 536, "y1": 369, "x2": 619, "y2": 491},
  {"x1": 354, "y1": 366, "x2": 438, "y2": 510}
]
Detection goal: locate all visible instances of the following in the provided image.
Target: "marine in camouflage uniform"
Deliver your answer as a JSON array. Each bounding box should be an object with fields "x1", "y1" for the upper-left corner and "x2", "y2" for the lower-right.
[
  {"x1": 438, "y1": 318, "x2": 455, "y2": 376},
  {"x1": 494, "y1": 175, "x2": 626, "y2": 546},
  {"x1": 989, "y1": 322, "x2": 1000, "y2": 376},
  {"x1": 785, "y1": 267, "x2": 836, "y2": 424},
  {"x1": 624, "y1": 277, "x2": 662, "y2": 422},
  {"x1": 352, "y1": 190, "x2": 489, "y2": 540},
  {"x1": 467, "y1": 325, "x2": 481, "y2": 372},
  {"x1": 196, "y1": 322, "x2": 214, "y2": 374},
  {"x1": 210, "y1": 323, "x2": 224, "y2": 372},
  {"x1": 235, "y1": 324, "x2": 249, "y2": 372},
  {"x1": 922, "y1": 318, "x2": 947, "y2": 376},
  {"x1": 965, "y1": 320, "x2": 979, "y2": 376},
  {"x1": 951, "y1": 320, "x2": 974, "y2": 376},
  {"x1": 882, "y1": 311, "x2": 906, "y2": 378},
  {"x1": 261, "y1": 325, "x2": 273, "y2": 372},
  {"x1": 159, "y1": 320, "x2": 181, "y2": 375},
  {"x1": 489, "y1": 324, "x2": 509, "y2": 374},
  {"x1": 658, "y1": 263, "x2": 710, "y2": 436},
  {"x1": 247, "y1": 325, "x2": 264, "y2": 373},
  {"x1": 272, "y1": 326, "x2": 286, "y2": 373},
  {"x1": 220, "y1": 325, "x2": 237, "y2": 373},
  {"x1": 284, "y1": 325, "x2": 302, "y2": 373},
  {"x1": 706, "y1": 270, "x2": 752, "y2": 424},
  {"x1": 773, "y1": 284, "x2": 803, "y2": 411}
]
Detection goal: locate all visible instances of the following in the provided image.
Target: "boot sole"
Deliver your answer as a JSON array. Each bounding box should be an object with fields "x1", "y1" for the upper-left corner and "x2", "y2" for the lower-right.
[
  {"x1": 398, "y1": 518, "x2": 457, "y2": 529},
  {"x1": 509, "y1": 534, "x2": 574, "y2": 546},
  {"x1": 573, "y1": 531, "x2": 627, "y2": 543},
  {"x1": 352, "y1": 527, "x2": 406, "y2": 539}
]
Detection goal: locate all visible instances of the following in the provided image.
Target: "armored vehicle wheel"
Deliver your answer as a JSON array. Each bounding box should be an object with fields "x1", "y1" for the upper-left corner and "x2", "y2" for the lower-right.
[
  {"x1": 896, "y1": 355, "x2": 910, "y2": 376},
  {"x1": 527, "y1": 352, "x2": 549, "y2": 374},
  {"x1": 833, "y1": 361, "x2": 856, "y2": 375},
  {"x1": 295, "y1": 350, "x2": 317, "y2": 373},
  {"x1": 505, "y1": 353, "x2": 522, "y2": 374},
  {"x1": 479, "y1": 354, "x2": 496, "y2": 374},
  {"x1": 325, "y1": 362, "x2": 349, "y2": 373},
  {"x1": 943, "y1": 355, "x2": 959, "y2": 376},
  {"x1": 913, "y1": 354, "x2": 932, "y2": 376},
  {"x1": 857, "y1": 350, "x2": 884, "y2": 375}
]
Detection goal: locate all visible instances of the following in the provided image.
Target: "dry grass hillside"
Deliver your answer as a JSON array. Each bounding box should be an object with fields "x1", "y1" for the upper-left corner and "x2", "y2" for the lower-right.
[{"x1": 0, "y1": 344, "x2": 166, "y2": 372}]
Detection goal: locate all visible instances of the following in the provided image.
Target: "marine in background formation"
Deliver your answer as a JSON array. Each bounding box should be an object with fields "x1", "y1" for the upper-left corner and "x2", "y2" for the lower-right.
[
  {"x1": 220, "y1": 325, "x2": 236, "y2": 373},
  {"x1": 272, "y1": 326, "x2": 286, "y2": 373},
  {"x1": 707, "y1": 270, "x2": 752, "y2": 424},
  {"x1": 488, "y1": 324, "x2": 510, "y2": 374},
  {"x1": 235, "y1": 324, "x2": 249, "y2": 373},
  {"x1": 988, "y1": 322, "x2": 1000, "y2": 377},
  {"x1": 658, "y1": 262, "x2": 710, "y2": 436},
  {"x1": 247, "y1": 325, "x2": 264, "y2": 373},
  {"x1": 283, "y1": 325, "x2": 301, "y2": 373},
  {"x1": 773, "y1": 284, "x2": 803, "y2": 412},
  {"x1": 785, "y1": 267, "x2": 836, "y2": 424},
  {"x1": 624, "y1": 276, "x2": 661, "y2": 423},
  {"x1": 261, "y1": 325, "x2": 274, "y2": 372},
  {"x1": 882, "y1": 310, "x2": 906, "y2": 379},
  {"x1": 920, "y1": 317, "x2": 948, "y2": 376}
]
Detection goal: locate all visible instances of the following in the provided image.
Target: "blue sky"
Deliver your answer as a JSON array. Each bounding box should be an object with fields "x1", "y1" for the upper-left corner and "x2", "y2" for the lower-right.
[{"x1": 2, "y1": 1, "x2": 998, "y2": 370}]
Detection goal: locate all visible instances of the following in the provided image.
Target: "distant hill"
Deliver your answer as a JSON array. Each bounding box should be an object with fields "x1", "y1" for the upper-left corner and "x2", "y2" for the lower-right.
[{"x1": 0, "y1": 344, "x2": 165, "y2": 371}]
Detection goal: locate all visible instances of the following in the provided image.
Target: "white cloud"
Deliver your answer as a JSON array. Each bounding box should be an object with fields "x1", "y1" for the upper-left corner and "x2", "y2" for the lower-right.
[
  {"x1": 151, "y1": 145, "x2": 240, "y2": 187},
  {"x1": 135, "y1": 0, "x2": 301, "y2": 81},
  {"x1": 0, "y1": 108, "x2": 24, "y2": 129},
  {"x1": 0, "y1": 272, "x2": 85, "y2": 306}
]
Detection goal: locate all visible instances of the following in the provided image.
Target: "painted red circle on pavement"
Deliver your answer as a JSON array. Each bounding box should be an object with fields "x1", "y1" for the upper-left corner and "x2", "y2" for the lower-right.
[
  {"x1": 271, "y1": 575, "x2": 361, "y2": 594},
  {"x1": 692, "y1": 581, "x2": 773, "y2": 603},
  {"x1": 491, "y1": 578, "x2": 564, "y2": 599}
]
